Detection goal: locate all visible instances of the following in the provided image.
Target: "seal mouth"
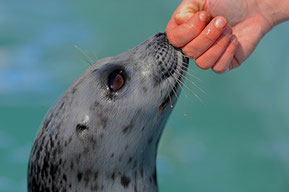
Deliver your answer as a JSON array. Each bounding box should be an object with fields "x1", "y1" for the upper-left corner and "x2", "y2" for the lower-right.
[{"x1": 159, "y1": 55, "x2": 189, "y2": 111}]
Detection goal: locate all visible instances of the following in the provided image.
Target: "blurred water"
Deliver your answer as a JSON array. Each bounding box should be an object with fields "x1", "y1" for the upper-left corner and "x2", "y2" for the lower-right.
[{"x1": 1, "y1": 0, "x2": 289, "y2": 191}]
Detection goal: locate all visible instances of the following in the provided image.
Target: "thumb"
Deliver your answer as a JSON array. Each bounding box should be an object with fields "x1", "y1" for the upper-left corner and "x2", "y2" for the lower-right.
[{"x1": 174, "y1": 0, "x2": 207, "y2": 25}]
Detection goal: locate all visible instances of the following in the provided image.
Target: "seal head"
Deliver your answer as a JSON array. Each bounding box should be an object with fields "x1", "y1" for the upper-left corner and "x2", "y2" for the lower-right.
[{"x1": 28, "y1": 33, "x2": 189, "y2": 192}]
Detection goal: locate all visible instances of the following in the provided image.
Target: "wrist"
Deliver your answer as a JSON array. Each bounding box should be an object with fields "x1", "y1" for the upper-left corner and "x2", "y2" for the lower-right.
[{"x1": 257, "y1": 0, "x2": 289, "y2": 28}]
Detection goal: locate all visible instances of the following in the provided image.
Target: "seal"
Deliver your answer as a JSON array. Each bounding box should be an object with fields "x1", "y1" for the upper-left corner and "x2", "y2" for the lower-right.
[{"x1": 28, "y1": 32, "x2": 189, "y2": 192}]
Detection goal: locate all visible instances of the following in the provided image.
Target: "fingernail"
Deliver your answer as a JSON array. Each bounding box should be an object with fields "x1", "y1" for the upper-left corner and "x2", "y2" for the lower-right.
[
  {"x1": 199, "y1": 12, "x2": 207, "y2": 22},
  {"x1": 223, "y1": 26, "x2": 232, "y2": 35},
  {"x1": 215, "y1": 17, "x2": 226, "y2": 28},
  {"x1": 230, "y1": 35, "x2": 238, "y2": 43}
]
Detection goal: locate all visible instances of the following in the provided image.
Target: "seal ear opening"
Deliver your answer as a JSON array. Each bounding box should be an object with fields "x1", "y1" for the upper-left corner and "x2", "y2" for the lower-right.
[
  {"x1": 76, "y1": 124, "x2": 88, "y2": 131},
  {"x1": 76, "y1": 123, "x2": 89, "y2": 138}
]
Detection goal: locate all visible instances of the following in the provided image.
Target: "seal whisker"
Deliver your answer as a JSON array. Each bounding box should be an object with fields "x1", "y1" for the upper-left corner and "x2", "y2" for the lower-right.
[
  {"x1": 182, "y1": 63, "x2": 197, "y2": 74},
  {"x1": 176, "y1": 75, "x2": 204, "y2": 104},
  {"x1": 91, "y1": 52, "x2": 99, "y2": 63},
  {"x1": 160, "y1": 71, "x2": 174, "y2": 108},
  {"x1": 168, "y1": 70, "x2": 189, "y2": 100},
  {"x1": 171, "y1": 66, "x2": 200, "y2": 105},
  {"x1": 74, "y1": 45, "x2": 95, "y2": 66},
  {"x1": 167, "y1": 74, "x2": 187, "y2": 116},
  {"x1": 179, "y1": 67, "x2": 201, "y2": 81},
  {"x1": 172, "y1": 72, "x2": 197, "y2": 105},
  {"x1": 175, "y1": 70, "x2": 207, "y2": 96},
  {"x1": 78, "y1": 57, "x2": 93, "y2": 67}
]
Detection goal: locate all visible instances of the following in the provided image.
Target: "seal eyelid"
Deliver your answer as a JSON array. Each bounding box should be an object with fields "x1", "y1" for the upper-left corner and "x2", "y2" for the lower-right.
[{"x1": 108, "y1": 70, "x2": 126, "y2": 92}]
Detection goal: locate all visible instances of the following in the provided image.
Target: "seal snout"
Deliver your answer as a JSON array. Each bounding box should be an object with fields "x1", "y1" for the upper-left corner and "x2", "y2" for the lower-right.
[
  {"x1": 153, "y1": 33, "x2": 185, "y2": 81},
  {"x1": 151, "y1": 33, "x2": 189, "y2": 112}
]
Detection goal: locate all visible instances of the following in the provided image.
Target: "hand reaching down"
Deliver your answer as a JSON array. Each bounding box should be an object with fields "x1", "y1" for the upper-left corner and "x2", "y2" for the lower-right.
[{"x1": 167, "y1": 0, "x2": 289, "y2": 73}]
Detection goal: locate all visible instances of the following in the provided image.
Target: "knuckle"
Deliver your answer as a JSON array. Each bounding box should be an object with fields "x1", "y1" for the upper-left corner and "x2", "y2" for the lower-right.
[
  {"x1": 175, "y1": 13, "x2": 183, "y2": 23},
  {"x1": 183, "y1": 22, "x2": 200, "y2": 37},
  {"x1": 189, "y1": 24, "x2": 200, "y2": 33},
  {"x1": 175, "y1": 13, "x2": 188, "y2": 25},
  {"x1": 204, "y1": 33, "x2": 217, "y2": 42},
  {"x1": 206, "y1": 51, "x2": 219, "y2": 60}
]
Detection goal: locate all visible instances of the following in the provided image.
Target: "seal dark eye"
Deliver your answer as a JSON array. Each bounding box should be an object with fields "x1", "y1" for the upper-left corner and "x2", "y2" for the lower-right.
[{"x1": 108, "y1": 70, "x2": 125, "y2": 92}]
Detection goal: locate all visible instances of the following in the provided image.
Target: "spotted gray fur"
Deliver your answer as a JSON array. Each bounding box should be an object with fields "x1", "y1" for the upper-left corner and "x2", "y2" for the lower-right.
[{"x1": 28, "y1": 33, "x2": 189, "y2": 192}]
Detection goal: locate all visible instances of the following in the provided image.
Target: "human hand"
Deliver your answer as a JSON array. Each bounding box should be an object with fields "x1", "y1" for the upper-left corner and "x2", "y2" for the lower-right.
[{"x1": 167, "y1": 0, "x2": 273, "y2": 73}]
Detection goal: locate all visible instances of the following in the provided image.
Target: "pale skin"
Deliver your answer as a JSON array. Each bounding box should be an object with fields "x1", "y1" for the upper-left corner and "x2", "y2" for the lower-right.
[{"x1": 166, "y1": 0, "x2": 289, "y2": 73}]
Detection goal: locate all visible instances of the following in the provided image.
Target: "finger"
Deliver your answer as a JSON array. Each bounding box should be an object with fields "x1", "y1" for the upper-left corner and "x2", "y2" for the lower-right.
[
  {"x1": 174, "y1": 0, "x2": 207, "y2": 25},
  {"x1": 182, "y1": 16, "x2": 227, "y2": 59},
  {"x1": 229, "y1": 56, "x2": 241, "y2": 70},
  {"x1": 212, "y1": 35, "x2": 238, "y2": 73},
  {"x1": 167, "y1": 11, "x2": 210, "y2": 48},
  {"x1": 195, "y1": 26, "x2": 232, "y2": 69}
]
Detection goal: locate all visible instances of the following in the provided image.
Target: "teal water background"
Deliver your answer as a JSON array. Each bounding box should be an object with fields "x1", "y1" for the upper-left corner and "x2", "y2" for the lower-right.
[{"x1": 1, "y1": 0, "x2": 289, "y2": 191}]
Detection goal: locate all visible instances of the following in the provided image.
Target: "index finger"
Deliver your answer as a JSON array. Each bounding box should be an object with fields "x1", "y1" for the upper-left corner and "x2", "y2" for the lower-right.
[{"x1": 166, "y1": 11, "x2": 211, "y2": 48}]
